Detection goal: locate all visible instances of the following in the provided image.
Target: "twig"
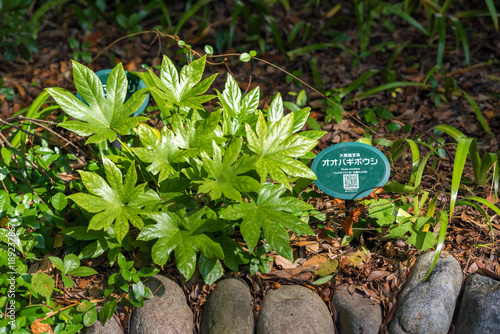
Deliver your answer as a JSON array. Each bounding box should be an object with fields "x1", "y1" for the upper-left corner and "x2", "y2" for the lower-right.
[
  {"x1": 84, "y1": 30, "x2": 382, "y2": 137},
  {"x1": 0, "y1": 117, "x2": 88, "y2": 167},
  {"x1": 16, "y1": 115, "x2": 91, "y2": 161},
  {"x1": 251, "y1": 56, "x2": 376, "y2": 134},
  {"x1": 88, "y1": 29, "x2": 179, "y2": 68},
  {"x1": 0, "y1": 129, "x2": 56, "y2": 185}
]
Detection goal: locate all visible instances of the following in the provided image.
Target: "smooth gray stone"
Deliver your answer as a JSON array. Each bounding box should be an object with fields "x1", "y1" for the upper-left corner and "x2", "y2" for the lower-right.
[
  {"x1": 200, "y1": 278, "x2": 254, "y2": 334},
  {"x1": 332, "y1": 285, "x2": 382, "y2": 334},
  {"x1": 388, "y1": 251, "x2": 463, "y2": 334},
  {"x1": 257, "y1": 285, "x2": 334, "y2": 334},
  {"x1": 129, "y1": 275, "x2": 194, "y2": 334},
  {"x1": 82, "y1": 313, "x2": 122, "y2": 334},
  {"x1": 455, "y1": 274, "x2": 500, "y2": 334}
]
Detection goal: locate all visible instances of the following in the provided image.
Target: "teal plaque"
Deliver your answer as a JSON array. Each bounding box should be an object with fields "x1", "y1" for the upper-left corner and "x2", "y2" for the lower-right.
[
  {"x1": 76, "y1": 69, "x2": 149, "y2": 117},
  {"x1": 311, "y1": 142, "x2": 390, "y2": 200}
]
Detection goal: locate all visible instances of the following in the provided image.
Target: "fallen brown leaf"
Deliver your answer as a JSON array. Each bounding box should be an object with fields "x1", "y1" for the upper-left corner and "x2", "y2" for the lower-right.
[
  {"x1": 274, "y1": 255, "x2": 297, "y2": 269},
  {"x1": 341, "y1": 205, "x2": 364, "y2": 236},
  {"x1": 342, "y1": 249, "x2": 371, "y2": 267},
  {"x1": 302, "y1": 253, "x2": 328, "y2": 267},
  {"x1": 31, "y1": 319, "x2": 54, "y2": 334},
  {"x1": 259, "y1": 265, "x2": 315, "y2": 279},
  {"x1": 305, "y1": 241, "x2": 320, "y2": 254},
  {"x1": 366, "y1": 270, "x2": 391, "y2": 282}
]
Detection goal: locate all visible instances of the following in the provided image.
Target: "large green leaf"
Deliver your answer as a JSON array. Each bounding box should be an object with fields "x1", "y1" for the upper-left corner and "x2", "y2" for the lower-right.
[
  {"x1": 68, "y1": 156, "x2": 146, "y2": 244},
  {"x1": 196, "y1": 138, "x2": 261, "y2": 201},
  {"x1": 171, "y1": 112, "x2": 225, "y2": 156},
  {"x1": 220, "y1": 184, "x2": 314, "y2": 261},
  {"x1": 217, "y1": 74, "x2": 260, "y2": 136},
  {"x1": 245, "y1": 103, "x2": 320, "y2": 189},
  {"x1": 32, "y1": 273, "x2": 54, "y2": 300},
  {"x1": 198, "y1": 255, "x2": 224, "y2": 285},
  {"x1": 137, "y1": 211, "x2": 224, "y2": 280},
  {"x1": 133, "y1": 124, "x2": 196, "y2": 183},
  {"x1": 46, "y1": 61, "x2": 149, "y2": 144},
  {"x1": 147, "y1": 55, "x2": 217, "y2": 113}
]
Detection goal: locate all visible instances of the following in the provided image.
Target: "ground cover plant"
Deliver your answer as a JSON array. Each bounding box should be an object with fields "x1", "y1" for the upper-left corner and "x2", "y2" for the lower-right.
[{"x1": 0, "y1": 1, "x2": 499, "y2": 333}]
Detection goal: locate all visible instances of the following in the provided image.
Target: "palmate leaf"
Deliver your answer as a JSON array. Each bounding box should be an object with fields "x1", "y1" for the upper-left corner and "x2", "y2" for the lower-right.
[
  {"x1": 171, "y1": 112, "x2": 225, "y2": 156},
  {"x1": 147, "y1": 55, "x2": 217, "y2": 112},
  {"x1": 137, "y1": 211, "x2": 224, "y2": 280},
  {"x1": 196, "y1": 138, "x2": 261, "y2": 201},
  {"x1": 220, "y1": 183, "x2": 314, "y2": 261},
  {"x1": 46, "y1": 61, "x2": 149, "y2": 144},
  {"x1": 217, "y1": 74, "x2": 260, "y2": 136},
  {"x1": 245, "y1": 94, "x2": 324, "y2": 189},
  {"x1": 68, "y1": 156, "x2": 146, "y2": 244},
  {"x1": 132, "y1": 123, "x2": 197, "y2": 183}
]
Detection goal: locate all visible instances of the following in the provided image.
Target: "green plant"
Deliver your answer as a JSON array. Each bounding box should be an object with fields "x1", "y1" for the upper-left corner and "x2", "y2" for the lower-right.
[
  {"x1": 0, "y1": 78, "x2": 15, "y2": 104},
  {"x1": 0, "y1": 0, "x2": 38, "y2": 61},
  {"x1": 0, "y1": 141, "x2": 103, "y2": 333},
  {"x1": 360, "y1": 105, "x2": 394, "y2": 126},
  {"x1": 392, "y1": 0, "x2": 498, "y2": 66},
  {"x1": 45, "y1": 55, "x2": 324, "y2": 287},
  {"x1": 99, "y1": 253, "x2": 157, "y2": 323},
  {"x1": 341, "y1": 125, "x2": 498, "y2": 260},
  {"x1": 434, "y1": 125, "x2": 499, "y2": 190},
  {"x1": 0, "y1": 0, "x2": 72, "y2": 61},
  {"x1": 68, "y1": 37, "x2": 92, "y2": 64},
  {"x1": 49, "y1": 254, "x2": 98, "y2": 289}
]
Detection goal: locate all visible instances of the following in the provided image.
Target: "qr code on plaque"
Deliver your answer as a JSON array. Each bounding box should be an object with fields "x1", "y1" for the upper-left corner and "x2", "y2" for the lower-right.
[{"x1": 343, "y1": 174, "x2": 359, "y2": 190}]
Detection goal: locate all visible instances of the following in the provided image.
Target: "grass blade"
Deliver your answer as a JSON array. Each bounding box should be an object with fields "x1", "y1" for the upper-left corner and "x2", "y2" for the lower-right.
[
  {"x1": 467, "y1": 139, "x2": 482, "y2": 185},
  {"x1": 386, "y1": 41, "x2": 410, "y2": 72},
  {"x1": 426, "y1": 194, "x2": 438, "y2": 217},
  {"x1": 493, "y1": 156, "x2": 499, "y2": 202},
  {"x1": 424, "y1": 210, "x2": 447, "y2": 281},
  {"x1": 348, "y1": 82, "x2": 427, "y2": 102},
  {"x1": 484, "y1": 0, "x2": 499, "y2": 31},
  {"x1": 435, "y1": 14, "x2": 446, "y2": 65},
  {"x1": 388, "y1": 6, "x2": 430, "y2": 36},
  {"x1": 339, "y1": 69, "x2": 379, "y2": 99},
  {"x1": 449, "y1": 137, "x2": 473, "y2": 216},
  {"x1": 406, "y1": 139, "x2": 420, "y2": 172},
  {"x1": 424, "y1": 64, "x2": 442, "y2": 84},
  {"x1": 388, "y1": 138, "x2": 407, "y2": 162},
  {"x1": 461, "y1": 89, "x2": 494, "y2": 136},
  {"x1": 414, "y1": 145, "x2": 445, "y2": 189},
  {"x1": 267, "y1": 16, "x2": 286, "y2": 58},
  {"x1": 449, "y1": 17, "x2": 470, "y2": 66},
  {"x1": 463, "y1": 196, "x2": 500, "y2": 216},
  {"x1": 432, "y1": 124, "x2": 465, "y2": 141},
  {"x1": 477, "y1": 153, "x2": 497, "y2": 186},
  {"x1": 10, "y1": 90, "x2": 50, "y2": 151},
  {"x1": 174, "y1": 0, "x2": 213, "y2": 35},
  {"x1": 456, "y1": 200, "x2": 495, "y2": 239},
  {"x1": 383, "y1": 181, "x2": 415, "y2": 193},
  {"x1": 309, "y1": 57, "x2": 323, "y2": 89},
  {"x1": 287, "y1": 43, "x2": 338, "y2": 60}
]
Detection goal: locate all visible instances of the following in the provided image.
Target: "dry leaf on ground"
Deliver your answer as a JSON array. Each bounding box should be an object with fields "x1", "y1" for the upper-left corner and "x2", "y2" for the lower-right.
[
  {"x1": 274, "y1": 255, "x2": 297, "y2": 269},
  {"x1": 31, "y1": 319, "x2": 54, "y2": 334}
]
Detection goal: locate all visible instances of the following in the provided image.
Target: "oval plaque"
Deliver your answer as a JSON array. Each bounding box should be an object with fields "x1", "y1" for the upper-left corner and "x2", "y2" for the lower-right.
[
  {"x1": 311, "y1": 142, "x2": 390, "y2": 200},
  {"x1": 76, "y1": 69, "x2": 149, "y2": 117}
]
